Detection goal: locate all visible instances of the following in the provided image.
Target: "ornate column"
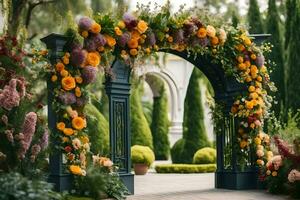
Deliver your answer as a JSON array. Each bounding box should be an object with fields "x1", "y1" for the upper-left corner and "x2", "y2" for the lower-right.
[
  {"x1": 105, "y1": 59, "x2": 134, "y2": 194},
  {"x1": 41, "y1": 33, "x2": 73, "y2": 191}
]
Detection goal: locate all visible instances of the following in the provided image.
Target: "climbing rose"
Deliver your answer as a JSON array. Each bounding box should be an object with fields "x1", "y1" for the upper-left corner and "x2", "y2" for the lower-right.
[
  {"x1": 82, "y1": 66, "x2": 98, "y2": 84},
  {"x1": 78, "y1": 17, "x2": 93, "y2": 31},
  {"x1": 5, "y1": 130, "x2": 14, "y2": 143}
]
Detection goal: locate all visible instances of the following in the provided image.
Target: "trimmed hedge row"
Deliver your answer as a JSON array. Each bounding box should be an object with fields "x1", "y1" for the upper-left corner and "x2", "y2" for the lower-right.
[{"x1": 155, "y1": 164, "x2": 216, "y2": 173}]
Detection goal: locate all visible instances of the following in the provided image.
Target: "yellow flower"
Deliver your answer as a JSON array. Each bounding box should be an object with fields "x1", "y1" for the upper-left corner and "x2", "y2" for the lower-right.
[
  {"x1": 61, "y1": 76, "x2": 76, "y2": 91},
  {"x1": 51, "y1": 75, "x2": 58, "y2": 82},
  {"x1": 245, "y1": 101, "x2": 254, "y2": 109},
  {"x1": 240, "y1": 140, "x2": 248, "y2": 149},
  {"x1": 97, "y1": 46, "x2": 105, "y2": 52},
  {"x1": 266, "y1": 170, "x2": 271, "y2": 175},
  {"x1": 65, "y1": 52, "x2": 70, "y2": 58},
  {"x1": 56, "y1": 62, "x2": 65, "y2": 72},
  {"x1": 248, "y1": 86, "x2": 256, "y2": 93},
  {"x1": 56, "y1": 122, "x2": 65, "y2": 131},
  {"x1": 62, "y1": 137, "x2": 69, "y2": 143},
  {"x1": 211, "y1": 36, "x2": 219, "y2": 46},
  {"x1": 104, "y1": 35, "x2": 116, "y2": 47},
  {"x1": 250, "y1": 92, "x2": 259, "y2": 99},
  {"x1": 81, "y1": 31, "x2": 89, "y2": 38},
  {"x1": 257, "y1": 76, "x2": 263, "y2": 82},
  {"x1": 63, "y1": 56, "x2": 69, "y2": 65},
  {"x1": 167, "y1": 36, "x2": 173, "y2": 43},
  {"x1": 245, "y1": 60, "x2": 251, "y2": 67},
  {"x1": 137, "y1": 20, "x2": 148, "y2": 34},
  {"x1": 60, "y1": 69, "x2": 69, "y2": 77},
  {"x1": 75, "y1": 87, "x2": 81, "y2": 97},
  {"x1": 236, "y1": 44, "x2": 245, "y2": 52},
  {"x1": 75, "y1": 76, "x2": 83, "y2": 84},
  {"x1": 131, "y1": 30, "x2": 141, "y2": 40},
  {"x1": 69, "y1": 165, "x2": 82, "y2": 175},
  {"x1": 86, "y1": 52, "x2": 101, "y2": 67},
  {"x1": 238, "y1": 63, "x2": 246, "y2": 70},
  {"x1": 117, "y1": 21, "x2": 126, "y2": 29},
  {"x1": 72, "y1": 117, "x2": 86, "y2": 130},
  {"x1": 114, "y1": 27, "x2": 122, "y2": 36},
  {"x1": 90, "y1": 22, "x2": 101, "y2": 34},
  {"x1": 127, "y1": 39, "x2": 139, "y2": 49},
  {"x1": 251, "y1": 54, "x2": 257, "y2": 60},
  {"x1": 145, "y1": 48, "x2": 151, "y2": 54},
  {"x1": 63, "y1": 128, "x2": 74, "y2": 136},
  {"x1": 206, "y1": 25, "x2": 216, "y2": 37},
  {"x1": 254, "y1": 137, "x2": 262, "y2": 145},
  {"x1": 129, "y1": 49, "x2": 138, "y2": 56},
  {"x1": 243, "y1": 36, "x2": 252, "y2": 46},
  {"x1": 81, "y1": 136, "x2": 89, "y2": 144},
  {"x1": 237, "y1": 56, "x2": 244, "y2": 63},
  {"x1": 260, "y1": 65, "x2": 267, "y2": 73},
  {"x1": 272, "y1": 171, "x2": 278, "y2": 177}
]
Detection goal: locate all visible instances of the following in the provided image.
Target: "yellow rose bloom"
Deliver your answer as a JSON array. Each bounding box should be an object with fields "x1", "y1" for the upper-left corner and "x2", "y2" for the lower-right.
[
  {"x1": 69, "y1": 165, "x2": 82, "y2": 175},
  {"x1": 137, "y1": 20, "x2": 148, "y2": 34},
  {"x1": 117, "y1": 21, "x2": 126, "y2": 29},
  {"x1": 56, "y1": 62, "x2": 65, "y2": 72},
  {"x1": 250, "y1": 92, "x2": 259, "y2": 99},
  {"x1": 145, "y1": 48, "x2": 151, "y2": 54},
  {"x1": 129, "y1": 49, "x2": 138, "y2": 56},
  {"x1": 211, "y1": 36, "x2": 219, "y2": 46},
  {"x1": 254, "y1": 137, "x2": 262, "y2": 145},
  {"x1": 81, "y1": 31, "x2": 89, "y2": 38},
  {"x1": 90, "y1": 22, "x2": 101, "y2": 34},
  {"x1": 248, "y1": 85, "x2": 256, "y2": 93},
  {"x1": 245, "y1": 101, "x2": 254, "y2": 109},
  {"x1": 245, "y1": 61, "x2": 251, "y2": 67},
  {"x1": 51, "y1": 75, "x2": 58, "y2": 82},
  {"x1": 75, "y1": 76, "x2": 83, "y2": 84},
  {"x1": 72, "y1": 116, "x2": 86, "y2": 130},
  {"x1": 61, "y1": 76, "x2": 76, "y2": 91},
  {"x1": 75, "y1": 87, "x2": 81, "y2": 97},
  {"x1": 114, "y1": 27, "x2": 122, "y2": 36},
  {"x1": 243, "y1": 37, "x2": 252, "y2": 46},
  {"x1": 56, "y1": 122, "x2": 65, "y2": 131},
  {"x1": 251, "y1": 54, "x2": 257, "y2": 60},
  {"x1": 238, "y1": 63, "x2": 246, "y2": 70},
  {"x1": 197, "y1": 27, "x2": 207, "y2": 38},
  {"x1": 257, "y1": 76, "x2": 263, "y2": 82},
  {"x1": 81, "y1": 136, "x2": 89, "y2": 144},
  {"x1": 104, "y1": 35, "x2": 116, "y2": 47},
  {"x1": 86, "y1": 52, "x2": 101, "y2": 67},
  {"x1": 63, "y1": 128, "x2": 74, "y2": 136},
  {"x1": 63, "y1": 56, "x2": 69, "y2": 65},
  {"x1": 127, "y1": 39, "x2": 139, "y2": 49},
  {"x1": 206, "y1": 25, "x2": 216, "y2": 37},
  {"x1": 245, "y1": 76, "x2": 252, "y2": 82},
  {"x1": 60, "y1": 69, "x2": 69, "y2": 77}
]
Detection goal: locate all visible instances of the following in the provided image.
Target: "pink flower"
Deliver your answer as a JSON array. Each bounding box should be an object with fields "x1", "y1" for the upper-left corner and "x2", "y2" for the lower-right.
[
  {"x1": 5, "y1": 129, "x2": 14, "y2": 142},
  {"x1": 272, "y1": 155, "x2": 282, "y2": 170},
  {"x1": 256, "y1": 149, "x2": 264, "y2": 157},
  {"x1": 39, "y1": 129, "x2": 49, "y2": 150},
  {"x1": 288, "y1": 169, "x2": 300, "y2": 183},
  {"x1": 103, "y1": 159, "x2": 113, "y2": 167},
  {"x1": 0, "y1": 79, "x2": 21, "y2": 110}
]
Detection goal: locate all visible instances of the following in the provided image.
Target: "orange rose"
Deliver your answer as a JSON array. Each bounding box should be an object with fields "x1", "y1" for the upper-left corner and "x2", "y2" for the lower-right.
[
  {"x1": 137, "y1": 20, "x2": 148, "y2": 34},
  {"x1": 90, "y1": 22, "x2": 101, "y2": 34},
  {"x1": 63, "y1": 128, "x2": 74, "y2": 136},
  {"x1": 131, "y1": 30, "x2": 141, "y2": 40},
  {"x1": 60, "y1": 69, "x2": 69, "y2": 77},
  {"x1": 75, "y1": 87, "x2": 81, "y2": 97},
  {"x1": 211, "y1": 36, "x2": 219, "y2": 46},
  {"x1": 127, "y1": 39, "x2": 138, "y2": 49},
  {"x1": 129, "y1": 49, "x2": 138, "y2": 56},
  {"x1": 56, "y1": 62, "x2": 65, "y2": 72},
  {"x1": 197, "y1": 28, "x2": 207, "y2": 38},
  {"x1": 86, "y1": 52, "x2": 101, "y2": 67},
  {"x1": 72, "y1": 117, "x2": 86, "y2": 130},
  {"x1": 51, "y1": 75, "x2": 58, "y2": 82},
  {"x1": 104, "y1": 35, "x2": 116, "y2": 47},
  {"x1": 61, "y1": 76, "x2": 76, "y2": 91},
  {"x1": 114, "y1": 27, "x2": 122, "y2": 36},
  {"x1": 56, "y1": 122, "x2": 65, "y2": 131},
  {"x1": 69, "y1": 165, "x2": 82, "y2": 175},
  {"x1": 75, "y1": 76, "x2": 83, "y2": 84}
]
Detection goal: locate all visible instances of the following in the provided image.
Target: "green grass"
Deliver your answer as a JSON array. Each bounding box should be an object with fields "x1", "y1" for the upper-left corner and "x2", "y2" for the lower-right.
[{"x1": 155, "y1": 164, "x2": 216, "y2": 173}]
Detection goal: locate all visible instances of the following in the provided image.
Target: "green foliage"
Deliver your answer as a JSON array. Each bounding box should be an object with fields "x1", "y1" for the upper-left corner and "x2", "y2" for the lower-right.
[
  {"x1": 84, "y1": 104, "x2": 109, "y2": 155},
  {"x1": 287, "y1": 0, "x2": 300, "y2": 112},
  {"x1": 193, "y1": 147, "x2": 216, "y2": 164},
  {"x1": 247, "y1": 0, "x2": 264, "y2": 34},
  {"x1": 130, "y1": 83, "x2": 153, "y2": 149},
  {"x1": 266, "y1": 0, "x2": 285, "y2": 117},
  {"x1": 155, "y1": 164, "x2": 216, "y2": 173},
  {"x1": 72, "y1": 165, "x2": 129, "y2": 200},
  {"x1": 142, "y1": 101, "x2": 153, "y2": 125},
  {"x1": 131, "y1": 145, "x2": 155, "y2": 167},
  {"x1": 285, "y1": 0, "x2": 297, "y2": 49},
  {"x1": 180, "y1": 69, "x2": 209, "y2": 163},
  {"x1": 170, "y1": 138, "x2": 185, "y2": 164},
  {"x1": 0, "y1": 172, "x2": 61, "y2": 200},
  {"x1": 231, "y1": 10, "x2": 240, "y2": 28},
  {"x1": 150, "y1": 78, "x2": 170, "y2": 160}
]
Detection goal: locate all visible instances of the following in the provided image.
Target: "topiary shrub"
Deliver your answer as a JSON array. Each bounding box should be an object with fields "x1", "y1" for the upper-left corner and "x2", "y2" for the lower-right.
[
  {"x1": 84, "y1": 104, "x2": 109, "y2": 155},
  {"x1": 130, "y1": 83, "x2": 153, "y2": 149},
  {"x1": 155, "y1": 164, "x2": 216, "y2": 173},
  {"x1": 193, "y1": 147, "x2": 216, "y2": 164},
  {"x1": 171, "y1": 138, "x2": 185, "y2": 163},
  {"x1": 131, "y1": 145, "x2": 155, "y2": 167}
]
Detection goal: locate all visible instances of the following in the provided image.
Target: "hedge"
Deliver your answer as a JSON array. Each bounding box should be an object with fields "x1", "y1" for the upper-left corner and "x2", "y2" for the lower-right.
[
  {"x1": 193, "y1": 147, "x2": 216, "y2": 164},
  {"x1": 131, "y1": 145, "x2": 155, "y2": 166},
  {"x1": 155, "y1": 164, "x2": 216, "y2": 173}
]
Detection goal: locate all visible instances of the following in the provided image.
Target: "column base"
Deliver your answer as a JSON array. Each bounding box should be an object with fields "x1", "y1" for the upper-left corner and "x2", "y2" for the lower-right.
[
  {"x1": 48, "y1": 173, "x2": 73, "y2": 192},
  {"x1": 120, "y1": 173, "x2": 134, "y2": 194},
  {"x1": 215, "y1": 170, "x2": 259, "y2": 190}
]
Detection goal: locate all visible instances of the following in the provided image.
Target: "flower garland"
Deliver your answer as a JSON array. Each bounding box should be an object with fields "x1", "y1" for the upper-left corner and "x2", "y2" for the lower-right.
[{"x1": 49, "y1": 6, "x2": 274, "y2": 175}]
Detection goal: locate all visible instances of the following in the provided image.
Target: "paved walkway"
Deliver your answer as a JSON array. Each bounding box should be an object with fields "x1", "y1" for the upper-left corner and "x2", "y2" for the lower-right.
[{"x1": 127, "y1": 173, "x2": 289, "y2": 200}]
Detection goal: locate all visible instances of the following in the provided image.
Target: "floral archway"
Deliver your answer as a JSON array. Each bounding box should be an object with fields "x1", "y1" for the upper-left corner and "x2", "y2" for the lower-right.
[{"x1": 43, "y1": 4, "x2": 274, "y2": 192}]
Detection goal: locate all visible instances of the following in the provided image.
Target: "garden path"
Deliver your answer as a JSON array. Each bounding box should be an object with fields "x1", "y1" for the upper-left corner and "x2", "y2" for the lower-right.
[{"x1": 127, "y1": 173, "x2": 289, "y2": 200}]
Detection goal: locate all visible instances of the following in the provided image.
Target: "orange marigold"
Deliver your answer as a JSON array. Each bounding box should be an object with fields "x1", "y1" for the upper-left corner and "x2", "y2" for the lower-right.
[
  {"x1": 137, "y1": 20, "x2": 148, "y2": 34},
  {"x1": 86, "y1": 52, "x2": 101, "y2": 67},
  {"x1": 90, "y1": 22, "x2": 101, "y2": 34},
  {"x1": 196, "y1": 27, "x2": 207, "y2": 38},
  {"x1": 72, "y1": 117, "x2": 86, "y2": 130},
  {"x1": 69, "y1": 165, "x2": 82, "y2": 175},
  {"x1": 127, "y1": 39, "x2": 139, "y2": 49},
  {"x1": 129, "y1": 48, "x2": 138, "y2": 56},
  {"x1": 211, "y1": 36, "x2": 219, "y2": 46},
  {"x1": 75, "y1": 87, "x2": 81, "y2": 97},
  {"x1": 56, "y1": 122, "x2": 65, "y2": 131},
  {"x1": 61, "y1": 76, "x2": 76, "y2": 91},
  {"x1": 105, "y1": 35, "x2": 116, "y2": 47},
  {"x1": 56, "y1": 62, "x2": 65, "y2": 72},
  {"x1": 63, "y1": 128, "x2": 74, "y2": 136},
  {"x1": 75, "y1": 76, "x2": 83, "y2": 84}
]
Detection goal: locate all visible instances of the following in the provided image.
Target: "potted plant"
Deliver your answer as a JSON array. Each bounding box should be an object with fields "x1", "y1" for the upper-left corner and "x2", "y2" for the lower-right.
[{"x1": 131, "y1": 145, "x2": 155, "y2": 175}]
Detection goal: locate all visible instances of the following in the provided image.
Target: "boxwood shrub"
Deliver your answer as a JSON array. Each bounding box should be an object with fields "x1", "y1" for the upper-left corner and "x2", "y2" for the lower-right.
[
  {"x1": 131, "y1": 145, "x2": 155, "y2": 167},
  {"x1": 155, "y1": 164, "x2": 216, "y2": 173},
  {"x1": 193, "y1": 147, "x2": 216, "y2": 164}
]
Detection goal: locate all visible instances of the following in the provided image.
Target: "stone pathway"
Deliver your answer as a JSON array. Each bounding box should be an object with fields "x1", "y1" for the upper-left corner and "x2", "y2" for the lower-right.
[{"x1": 127, "y1": 173, "x2": 289, "y2": 200}]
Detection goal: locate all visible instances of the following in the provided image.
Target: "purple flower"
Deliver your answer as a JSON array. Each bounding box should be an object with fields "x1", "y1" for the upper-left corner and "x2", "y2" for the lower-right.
[
  {"x1": 71, "y1": 48, "x2": 87, "y2": 67},
  {"x1": 147, "y1": 32, "x2": 156, "y2": 46},
  {"x1": 123, "y1": 12, "x2": 138, "y2": 30},
  {"x1": 183, "y1": 22, "x2": 197, "y2": 37},
  {"x1": 191, "y1": 37, "x2": 200, "y2": 47},
  {"x1": 58, "y1": 92, "x2": 77, "y2": 105},
  {"x1": 39, "y1": 129, "x2": 49, "y2": 150},
  {"x1": 93, "y1": 33, "x2": 106, "y2": 47},
  {"x1": 199, "y1": 37, "x2": 209, "y2": 47},
  {"x1": 118, "y1": 32, "x2": 131, "y2": 47},
  {"x1": 78, "y1": 17, "x2": 93, "y2": 31},
  {"x1": 174, "y1": 29, "x2": 185, "y2": 44},
  {"x1": 244, "y1": 54, "x2": 250, "y2": 61},
  {"x1": 82, "y1": 66, "x2": 98, "y2": 84},
  {"x1": 256, "y1": 54, "x2": 265, "y2": 67},
  {"x1": 84, "y1": 37, "x2": 97, "y2": 51},
  {"x1": 0, "y1": 79, "x2": 22, "y2": 110},
  {"x1": 76, "y1": 97, "x2": 87, "y2": 107}
]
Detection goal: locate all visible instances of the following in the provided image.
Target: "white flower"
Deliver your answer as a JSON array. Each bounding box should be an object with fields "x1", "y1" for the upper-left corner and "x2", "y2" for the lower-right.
[
  {"x1": 206, "y1": 25, "x2": 216, "y2": 37},
  {"x1": 72, "y1": 138, "x2": 82, "y2": 150},
  {"x1": 81, "y1": 169, "x2": 86, "y2": 176},
  {"x1": 83, "y1": 143, "x2": 90, "y2": 152}
]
